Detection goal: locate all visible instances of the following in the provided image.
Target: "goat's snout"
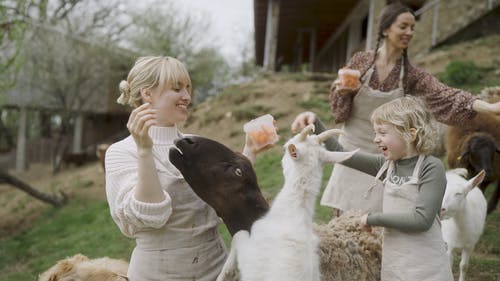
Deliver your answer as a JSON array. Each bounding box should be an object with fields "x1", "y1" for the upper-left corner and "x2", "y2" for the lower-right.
[
  {"x1": 484, "y1": 168, "x2": 494, "y2": 181},
  {"x1": 174, "y1": 137, "x2": 195, "y2": 146}
]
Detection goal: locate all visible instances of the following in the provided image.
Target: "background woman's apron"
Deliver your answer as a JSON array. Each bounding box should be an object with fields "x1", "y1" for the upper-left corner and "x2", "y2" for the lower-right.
[
  {"x1": 321, "y1": 59, "x2": 405, "y2": 212},
  {"x1": 376, "y1": 155, "x2": 453, "y2": 281}
]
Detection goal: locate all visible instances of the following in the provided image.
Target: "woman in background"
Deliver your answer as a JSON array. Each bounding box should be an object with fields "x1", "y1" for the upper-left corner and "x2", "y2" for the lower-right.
[{"x1": 291, "y1": 2, "x2": 500, "y2": 217}]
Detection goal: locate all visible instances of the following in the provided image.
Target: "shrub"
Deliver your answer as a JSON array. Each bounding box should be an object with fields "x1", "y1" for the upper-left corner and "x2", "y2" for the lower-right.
[{"x1": 440, "y1": 61, "x2": 482, "y2": 86}]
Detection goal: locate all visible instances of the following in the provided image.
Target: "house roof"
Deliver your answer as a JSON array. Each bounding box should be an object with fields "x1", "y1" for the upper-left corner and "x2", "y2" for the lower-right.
[
  {"x1": 253, "y1": 0, "x2": 359, "y2": 66},
  {"x1": 253, "y1": 0, "x2": 426, "y2": 67}
]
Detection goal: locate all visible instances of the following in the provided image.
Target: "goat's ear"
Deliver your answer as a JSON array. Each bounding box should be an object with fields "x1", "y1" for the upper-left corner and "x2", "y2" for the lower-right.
[
  {"x1": 467, "y1": 170, "x2": 486, "y2": 192},
  {"x1": 321, "y1": 148, "x2": 359, "y2": 164},
  {"x1": 287, "y1": 144, "x2": 298, "y2": 159}
]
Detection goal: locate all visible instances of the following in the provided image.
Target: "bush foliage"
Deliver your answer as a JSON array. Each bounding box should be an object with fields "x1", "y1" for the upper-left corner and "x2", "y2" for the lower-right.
[{"x1": 440, "y1": 61, "x2": 483, "y2": 86}]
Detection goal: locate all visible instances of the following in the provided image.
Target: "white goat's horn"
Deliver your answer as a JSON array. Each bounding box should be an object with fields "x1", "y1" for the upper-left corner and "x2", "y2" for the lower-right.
[
  {"x1": 318, "y1": 129, "x2": 345, "y2": 143},
  {"x1": 299, "y1": 124, "x2": 315, "y2": 141}
]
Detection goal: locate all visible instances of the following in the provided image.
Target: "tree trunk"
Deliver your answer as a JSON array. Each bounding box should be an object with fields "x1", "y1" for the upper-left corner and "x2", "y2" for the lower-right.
[{"x1": 0, "y1": 169, "x2": 67, "y2": 207}]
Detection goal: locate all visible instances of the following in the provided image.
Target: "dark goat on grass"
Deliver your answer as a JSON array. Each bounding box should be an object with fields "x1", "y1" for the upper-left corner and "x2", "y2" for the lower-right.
[
  {"x1": 169, "y1": 136, "x2": 269, "y2": 235},
  {"x1": 446, "y1": 119, "x2": 500, "y2": 214}
]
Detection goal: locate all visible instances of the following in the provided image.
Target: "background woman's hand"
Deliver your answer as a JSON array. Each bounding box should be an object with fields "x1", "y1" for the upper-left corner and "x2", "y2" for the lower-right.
[
  {"x1": 472, "y1": 99, "x2": 500, "y2": 116},
  {"x1": 291, "y1": 111, "x2": 316, "y2": 133},
  {"x1": 127, "y1": 103, "x2": 157, "y2": 149},
  {"x1": 490, "y1": 101, "x2": 500, "y2": 115}
]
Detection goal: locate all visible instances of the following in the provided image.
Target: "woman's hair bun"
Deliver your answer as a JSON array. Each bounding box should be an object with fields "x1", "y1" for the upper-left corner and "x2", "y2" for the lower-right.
[{"x1": 117, "y1": 80, "x2": 130, "y2": 105}]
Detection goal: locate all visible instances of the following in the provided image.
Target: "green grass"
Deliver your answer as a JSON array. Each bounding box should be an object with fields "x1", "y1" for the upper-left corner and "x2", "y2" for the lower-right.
[
  {"x1": 450, "y1": 209, "x2": 500, "y2": 280},
  {"x1": 1, "y1": 154, "x2": 499, "y2": 280},
  {"x1": 0, "y1": 198, "x2": 134, "y2": 281}
]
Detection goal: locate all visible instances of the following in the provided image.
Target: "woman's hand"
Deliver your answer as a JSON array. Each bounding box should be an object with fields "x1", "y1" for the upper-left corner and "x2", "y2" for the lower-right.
[
  {"x1": 472, "y1": 99, "x2": 500, "y2": 115},
  {"x1": 331, "y1": 79, "x2": 360, "y2": 97},
  {"x1": 358, "y1": 213, "x2": 372, "y2": 233},
  {"x1": 127, "y1": 103, "x2": 157, "y2": 150},
  {"x1": 291, "y1": 111, "x2": 316, "y2": 133},
  {"x1": 487, "y1": 101, "x2": 500, "y2": 115}
]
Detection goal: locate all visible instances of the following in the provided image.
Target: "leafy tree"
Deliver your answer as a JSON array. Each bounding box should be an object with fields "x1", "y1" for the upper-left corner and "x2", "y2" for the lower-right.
[
  {"x1": 1, "y1": 0, "x2": 134, "y2": 173},
  {"x1": 124, "y1": 1, "x2": 230, "y2": 103},
  {"x1": 0, "y1": 0, "x2": 89, "y2": 92}
]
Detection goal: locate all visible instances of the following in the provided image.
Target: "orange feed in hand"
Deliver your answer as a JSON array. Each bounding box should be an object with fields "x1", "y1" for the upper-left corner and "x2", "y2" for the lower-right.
[
  {"x1": 249, "y1": 124, "x2": 276, "y2": 145},
  {"x1": 342, "y1": 75, "x2": 359, "y2": 89},
  {"x1": 338, "y1": 68, "x2": 360, "y2": 90}
]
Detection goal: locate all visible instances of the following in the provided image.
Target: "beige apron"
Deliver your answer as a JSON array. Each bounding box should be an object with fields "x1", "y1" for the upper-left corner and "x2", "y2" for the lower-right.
[
  {"x1": 127, "y1": 148, "x2": 227, "y2": 281},
  {"x1": 321, "y1": 59, "x2": 405, "y2": 212},
  {"x1": 375, "y1": 155, "x2": 453, "y2": 281}
]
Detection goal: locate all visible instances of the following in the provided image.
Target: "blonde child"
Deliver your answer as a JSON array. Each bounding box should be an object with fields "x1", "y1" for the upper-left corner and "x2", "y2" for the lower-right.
[
  {"x1": 105, "y1": 56, "x2": 262, "y2": 281},
  {"x1": 312, "y1": 96, "x2": 453, "y2": 280}
]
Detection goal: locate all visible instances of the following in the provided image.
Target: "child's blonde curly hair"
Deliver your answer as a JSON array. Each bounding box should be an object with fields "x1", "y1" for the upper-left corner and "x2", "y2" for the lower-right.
[
  {"x1": 370, "y1": 96, "x2": 439, "y2": 155},
  {"x1": 117, "y1": 56, "x2": 191, "y2": 108}
]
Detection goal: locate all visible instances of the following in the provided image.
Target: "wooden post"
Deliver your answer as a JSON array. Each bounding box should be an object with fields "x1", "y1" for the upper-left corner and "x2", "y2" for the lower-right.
[
  {"x1": 16, "y1": 107, "x2": 28, "y2": 172},
  {"x1": 72, "y1": 113, "x2": 84, "y2": 154},
  {"x1": 309, "y1": 28, "x2": 316, "y2": 72},
  {"x1": 365, "y1": 0, "x2": 375, "y2": 51},
  {"x1": 295, "y1": 30, "x2": 303, "y2": 71},
  {"x1": 263, "y1": 0, "x2": 280, "y2": 71},
  {"x1": 431, "y1": 0, "x2": 440, "y2": 47}
]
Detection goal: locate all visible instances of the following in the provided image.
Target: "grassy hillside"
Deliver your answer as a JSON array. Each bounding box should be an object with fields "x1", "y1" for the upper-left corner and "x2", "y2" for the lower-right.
[{"x1": 1, "y1": 34, "x2": 500, "y2": 280}]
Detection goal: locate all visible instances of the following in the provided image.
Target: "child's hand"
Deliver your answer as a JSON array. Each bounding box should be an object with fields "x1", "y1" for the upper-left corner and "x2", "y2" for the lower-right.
[{"x1": 358, "y1": 213, "x2": 372, "y2": 233}]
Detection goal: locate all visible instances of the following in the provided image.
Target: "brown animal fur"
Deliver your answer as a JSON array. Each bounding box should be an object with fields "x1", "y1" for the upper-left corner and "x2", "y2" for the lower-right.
[
  {"x1": 38, "y1": 254, "x2": 129, "y2": 281},
  {"x1": 446, "y1": 87, "x2": 500, "y2": 169},
  {"x1": 445, "y1": 87, "x2": 500, "y2": 213}
]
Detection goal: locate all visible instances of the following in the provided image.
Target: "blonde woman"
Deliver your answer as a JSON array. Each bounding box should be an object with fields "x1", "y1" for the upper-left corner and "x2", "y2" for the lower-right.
[
  {"x1": 313, "y1": 96, "x2": 453, "y2": 280},
  {"x1": 105, "y1": 56, "x2": 261, "y2": 281}
]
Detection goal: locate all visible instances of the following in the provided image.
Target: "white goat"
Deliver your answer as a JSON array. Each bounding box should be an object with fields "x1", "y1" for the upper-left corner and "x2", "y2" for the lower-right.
[
  {"x1": 441, "y1": 168, "x2": 487, "y2": 281},
  {"x1": 216, "y1": 124, "x2": 357, "y2": 281}
]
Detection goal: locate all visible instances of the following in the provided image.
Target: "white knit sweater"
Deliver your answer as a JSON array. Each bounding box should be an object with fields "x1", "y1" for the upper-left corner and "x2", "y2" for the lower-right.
[{"x1": 105, "y1": 126, "x2": 226, "y2": 280}]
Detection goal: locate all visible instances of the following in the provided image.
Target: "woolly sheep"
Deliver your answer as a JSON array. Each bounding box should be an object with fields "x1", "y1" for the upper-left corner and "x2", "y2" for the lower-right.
[
  {"x1": 38, "y1": 253, "x2": 128, "y2": 281},
  {"x1": 170, "y1": 129, "x2": 382, "y2": 281},
  {"x1": 441, "y1": 168, "x2": 487, "y2": 281}
]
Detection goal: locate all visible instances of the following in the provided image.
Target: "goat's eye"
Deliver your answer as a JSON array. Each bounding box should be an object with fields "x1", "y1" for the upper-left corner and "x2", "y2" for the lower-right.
[
  {"x1": 235, "y1": 168, "x2": 243, "y2": 177},
  {"x1": 454, "y1": 192, "x2": 462, "y2": 196}
]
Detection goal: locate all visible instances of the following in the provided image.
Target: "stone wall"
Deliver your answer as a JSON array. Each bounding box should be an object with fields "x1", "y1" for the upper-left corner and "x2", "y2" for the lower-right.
[
  {"x1": 409, "y1": 0, "x2": 499, "y2": 57},
  {"x1": 366, "y1": 0, "x2": 499, "y2": 58}
]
